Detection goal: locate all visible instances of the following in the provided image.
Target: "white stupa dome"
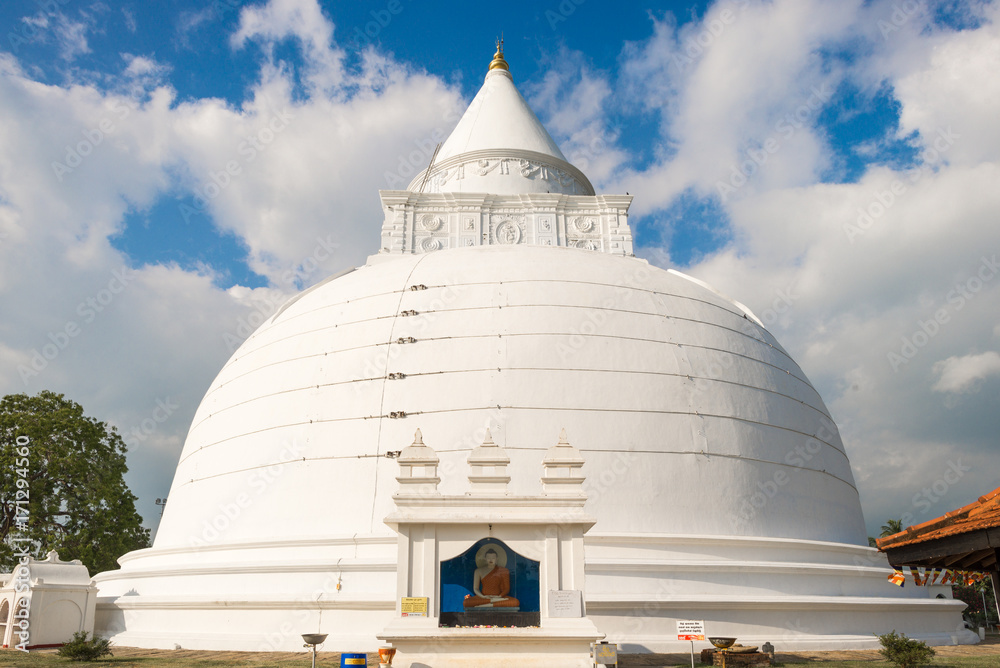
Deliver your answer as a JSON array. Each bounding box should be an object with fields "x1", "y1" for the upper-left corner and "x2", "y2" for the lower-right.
[
  {"x1": 94, "y1": 45, "x2": 971, "y2": 653},
  {"x1": 152, "y1": 244, "x2": 861, "y2": 548}
]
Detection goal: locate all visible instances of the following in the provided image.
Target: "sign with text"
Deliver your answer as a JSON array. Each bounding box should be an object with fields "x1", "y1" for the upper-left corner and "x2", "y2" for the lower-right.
[
  {"x1": 677, "y1": 619, "x2": 705, "y2": 641},
  {"x1": 593, "y1": 642, "x2": 618, "y2": 664},
  {"x1": 548, "y1": 589, "x2": 583, "y2": 618},
  {"x1": 401, "y1": 597, "x2": 428, "y2": 617}
]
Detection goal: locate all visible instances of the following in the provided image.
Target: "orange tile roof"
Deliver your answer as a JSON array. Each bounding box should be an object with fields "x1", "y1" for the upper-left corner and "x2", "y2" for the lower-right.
[{"x1": 876, "y1": 486, "x2": 1000, "y2": 550}]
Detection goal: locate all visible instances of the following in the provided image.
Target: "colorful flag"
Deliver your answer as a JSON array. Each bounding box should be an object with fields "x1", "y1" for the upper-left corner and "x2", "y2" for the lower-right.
[
  {"x1": 910, "y1": 567, "x2": 928, "y2": 586},
  {"x1": 888, "y1": 570, "x2": 905, "y2": 587}
]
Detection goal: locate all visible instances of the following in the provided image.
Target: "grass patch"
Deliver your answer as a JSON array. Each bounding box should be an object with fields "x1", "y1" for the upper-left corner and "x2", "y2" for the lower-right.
[
  {"x1": 1, "y1": 652, "x2": 997, "y2": 668},
  {"x1": 0, "y1": 652, "x2": 335, "y2": 667}
]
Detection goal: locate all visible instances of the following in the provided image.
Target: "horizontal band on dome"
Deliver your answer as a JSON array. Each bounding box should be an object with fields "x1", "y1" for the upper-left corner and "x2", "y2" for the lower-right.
[{"x1": 173, "y1": 441, "x2": 857, "y2": 495}]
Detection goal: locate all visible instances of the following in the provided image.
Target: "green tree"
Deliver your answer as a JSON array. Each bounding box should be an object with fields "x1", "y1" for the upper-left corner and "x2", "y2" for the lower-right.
[
  {"x1": 954, "y1": 577, "x2": 998, "y2": 625},
  {"x1": 0, "y1": 391, "x2": 150, "y2": 574},
  {"x1": 880, "y1": 518, "x2": 904, "y2": 537}
]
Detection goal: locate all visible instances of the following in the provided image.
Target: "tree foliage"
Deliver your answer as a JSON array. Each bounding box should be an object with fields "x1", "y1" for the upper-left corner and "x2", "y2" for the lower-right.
[
  {"x1": 876, "y1": 630, "x2": 936, "y2": 668},
  {"x1": 57, "y1": 631, "x2": 113, "y2": 661},
  {"x1": 0, "y1": 391, "x2": 150, "y2": 574},
  {"x1": 954, "y1": 578, "x2": 998, "y2": 624},
  {"x1": 880, "y1": 518, "x2": 904, "y2": 537}
]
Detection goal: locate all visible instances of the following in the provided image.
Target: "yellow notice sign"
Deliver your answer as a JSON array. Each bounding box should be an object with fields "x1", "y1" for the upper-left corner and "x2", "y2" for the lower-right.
[
  {"x1": 401, "y1": 597, "x2": 428, "y2": 617},
  {"x1": 594, "y1": 643, "x2": 618, "y2": 664}
]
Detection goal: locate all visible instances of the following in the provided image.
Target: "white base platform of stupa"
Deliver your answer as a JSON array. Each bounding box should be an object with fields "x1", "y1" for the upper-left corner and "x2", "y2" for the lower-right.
[
  {"x1": 378, "y1": 621, "x2": 601, "y2": 668},
  {"x1": 93, "y1": 532, "x2": 977, "y2": 654}
]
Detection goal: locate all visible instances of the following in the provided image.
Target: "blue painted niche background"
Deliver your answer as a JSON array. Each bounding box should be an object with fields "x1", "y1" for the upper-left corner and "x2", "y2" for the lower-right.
[{"x1": 440, "y1": 537, "x2": 540, "y2": 613}]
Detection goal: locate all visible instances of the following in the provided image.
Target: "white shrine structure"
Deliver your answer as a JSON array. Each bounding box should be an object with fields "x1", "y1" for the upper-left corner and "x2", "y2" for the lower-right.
[
  {"x1": 93, "y1": 44, "x2": 976, "y2": 660},
  {"x1": 0, "y1": 550, "x2": 98, "y2": 650},
  {"x1": 378, "y1": 428, "x2": 602, "y2": 667}
]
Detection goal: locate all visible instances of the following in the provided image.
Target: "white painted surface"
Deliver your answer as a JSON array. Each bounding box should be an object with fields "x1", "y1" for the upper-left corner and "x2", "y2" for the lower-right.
[
  {"x1": 0, "y1": 551, "x2": 97, "y2": 648},
  {"x1": 92, "y1": 54, "x2": 976, "y2": 655},
  {"x1": 379, "y1": 438, "x2": 601, "y2": 667},
  {"x1": 408, "y1": 69, "x2": 594, "y2": 196},
  {"x1": 377, "y1": 191, "x2": 632, "y2": 255},
  {"x1": 436, "y1": 69, "x2": 567, "y2": 165},
  {"x1": 93, "y1": 245, "x2": 974, "y2": 651},
  {"x1": 142, "y1": 245, "x2": 869, "y2": 547}
]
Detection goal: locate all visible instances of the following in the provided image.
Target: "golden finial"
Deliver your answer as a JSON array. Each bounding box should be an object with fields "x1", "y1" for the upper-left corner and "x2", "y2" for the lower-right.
[{"x1": 489, "y1": 34, "x2": 509, "y2": 72}]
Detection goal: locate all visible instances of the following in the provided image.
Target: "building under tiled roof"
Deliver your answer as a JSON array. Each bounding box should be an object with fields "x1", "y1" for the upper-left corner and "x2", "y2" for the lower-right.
[{"x1": 877, "y1": 486, "x2": 1000, "y2": 572}]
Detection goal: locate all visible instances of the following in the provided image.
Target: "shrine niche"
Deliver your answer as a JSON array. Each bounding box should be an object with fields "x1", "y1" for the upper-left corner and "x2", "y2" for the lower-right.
[
  {"x1": 378, "y1": 428, "x2": 602, "y2": 668},
  {"x1": 440, "y1": 538, "x2": 540, "y2": 627}
]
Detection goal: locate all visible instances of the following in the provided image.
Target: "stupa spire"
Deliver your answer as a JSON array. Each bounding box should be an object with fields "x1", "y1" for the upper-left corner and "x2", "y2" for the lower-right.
[
  {"x1": 376, "y1": 36, "x2": 633, "y2": 256},
  {"x1": 489, "y1": 35, "x2": 509, "y2": 73}
]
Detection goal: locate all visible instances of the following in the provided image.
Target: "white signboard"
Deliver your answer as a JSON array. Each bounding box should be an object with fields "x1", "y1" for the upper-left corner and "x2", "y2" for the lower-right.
[
  {"x1": 548, "y1": 589, "x2": 583, "y2": 618},
  {"x1": 677, "y1": 619, "x2": 705, "y2": 641}
]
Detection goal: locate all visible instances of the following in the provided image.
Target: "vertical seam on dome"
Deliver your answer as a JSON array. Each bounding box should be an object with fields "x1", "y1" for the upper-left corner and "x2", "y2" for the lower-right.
[{"x1": 368, "y1": 253, "x2": 434, "y2": 533}]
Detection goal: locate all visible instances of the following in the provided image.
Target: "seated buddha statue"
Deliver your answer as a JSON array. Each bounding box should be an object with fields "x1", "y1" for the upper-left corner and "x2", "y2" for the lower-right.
[{"x1": 462, "y1": 548, "x2": 520, "y2": 609}]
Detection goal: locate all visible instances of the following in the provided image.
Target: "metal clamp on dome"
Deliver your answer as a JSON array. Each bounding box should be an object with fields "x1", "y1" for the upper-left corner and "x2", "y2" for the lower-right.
[
  {"x1": 388, "y1": 411, "x2": 407, "y2": 419},
  {"x1": 400, "y1": 309, "x2": 419, "y2": 316},
  {"x1": 395, "y1": 337, "x2": 417, "y2": 344},
  {"x1": 409, "y1": 284, "x2": 428, "y2": 291},
  {"x1": 387, "y1": 372, "x2": 406, "y2": 380}
]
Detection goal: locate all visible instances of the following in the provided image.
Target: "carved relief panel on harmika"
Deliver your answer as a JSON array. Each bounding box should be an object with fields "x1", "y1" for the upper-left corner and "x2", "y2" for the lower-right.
[
  {"x1": 567, "y1": 214, "x2": 602, "y2": 251},
  {"x1": 490, "y1": 214, "x2": 525, "y2": 245},
  {"x1": 377, "y1": 193, "x2": 633, "y2": 256},
  {"x1": 416, "y1": 212, "x2": 447, "y2": 253}
]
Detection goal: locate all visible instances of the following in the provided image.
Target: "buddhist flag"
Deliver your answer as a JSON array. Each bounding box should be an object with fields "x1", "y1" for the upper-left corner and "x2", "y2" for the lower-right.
[
  {"x1": 888, "y1": 570, "x2": 905, "y2": 587},
  {"x1": 963, "y1": 572, "x2": 987, "y2": 585},
  {"x1": 910, "y1": 567, "x2": 929, "y2": 586}
]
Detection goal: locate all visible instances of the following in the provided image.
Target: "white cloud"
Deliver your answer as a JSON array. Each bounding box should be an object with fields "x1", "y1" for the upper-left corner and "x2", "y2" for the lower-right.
[
  {"x1": 932, "y1": 351, "x2": 1000, "y2": 394},
  {"x1": 231, "y1": 0, "x2": 344, "y2": 95},
  {"x1": 876, "y1": 3, "x2": 1000, "y2": 167},
  {"x1": 615, "y1": 0, "x2": 860, "y2": 214},
  {"x1": 175, "y1": 7, "x2": 216, "y2": 48},
  {"x1": 2, "y1": 0, "x2": 998, "y2": 540},
  {"x1": 526, "y1": 47, "x2": 628, "y2": 188},
  {"x1": 122, "y1": 54, "x2": 166, "y2": 79},
  {"x1": 607, "y1": 0, "x2": 1000, "y2": 534},
  {"x1": 120, "y1": 54, "x2": 171, "y2": 95},
  {"x1": 54, "y1": 13, "x2": 91, "y2": 61},
  {"x1": 22, "y1": 15, "x2": 49, "y2": 30},
  {"x1": 0, "y1": 0, "x2": 465, "y2": 525},
  {"x1": 122, "y1": 8, "x2": 137, "y2": 34}
]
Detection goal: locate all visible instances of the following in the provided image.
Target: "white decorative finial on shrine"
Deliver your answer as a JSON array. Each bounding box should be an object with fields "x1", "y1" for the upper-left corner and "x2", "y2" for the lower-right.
[
  {"x1": 467, "y1": 428, "x2": 511, "y2": 494},
  {"x1": 542, "y1": 429, "x2": 586, "y2": 495},
  {"x1": 395, "y1": 428, "x2": 440, "y2": 496}
]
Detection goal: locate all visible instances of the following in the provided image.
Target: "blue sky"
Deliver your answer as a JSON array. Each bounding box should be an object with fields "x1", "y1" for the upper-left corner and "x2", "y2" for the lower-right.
[{"x1": 1, "y1": 0, "x2": 999, "y2": 541}]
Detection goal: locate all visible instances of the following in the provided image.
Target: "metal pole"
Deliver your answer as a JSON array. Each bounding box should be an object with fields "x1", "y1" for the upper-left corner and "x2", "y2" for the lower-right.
[
  {"x1": 311, "y1": 644, "x2": 317, "y2": 668},
  {"x1": 690, "y1": 640, "x2": 695, "y2": 668},
  {"x1": 991, "y1": 568, "x2": 1000, "y2": 626}
]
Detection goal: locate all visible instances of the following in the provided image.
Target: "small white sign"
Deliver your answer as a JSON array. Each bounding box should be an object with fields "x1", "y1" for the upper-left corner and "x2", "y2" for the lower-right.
[
  {"x1": 677, "y1": 619, "x2": 705, "y2": 641},
  {"x1": 548, "y1": 589, "x2": 583, "y2": 618}
]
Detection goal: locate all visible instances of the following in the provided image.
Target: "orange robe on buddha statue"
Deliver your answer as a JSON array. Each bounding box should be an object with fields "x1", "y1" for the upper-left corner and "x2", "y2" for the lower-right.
[{"x1": 463, "y1": 566, "x2": 520, "y2": 608}]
